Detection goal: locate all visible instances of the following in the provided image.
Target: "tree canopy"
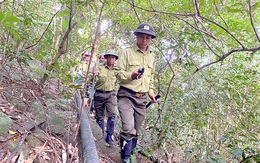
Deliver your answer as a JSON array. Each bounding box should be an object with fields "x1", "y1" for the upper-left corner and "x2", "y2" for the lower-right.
[{"x1": 1, "y1": 0, "x2": 259, "y2": 162}]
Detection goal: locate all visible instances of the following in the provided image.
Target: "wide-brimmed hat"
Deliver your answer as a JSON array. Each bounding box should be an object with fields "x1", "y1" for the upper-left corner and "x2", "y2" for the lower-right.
[
  {"x1": 103, "y1": 51, "x2": 118, "y2": 60},
  {"x1": 133, "y1": 23, "x2": 156, "y2": 39}
]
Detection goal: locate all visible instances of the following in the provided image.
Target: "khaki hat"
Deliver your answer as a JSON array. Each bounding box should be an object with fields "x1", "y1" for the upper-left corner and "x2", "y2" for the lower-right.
[{"x1": 103, "y1": 51, "x2": 118, "y2": 60}]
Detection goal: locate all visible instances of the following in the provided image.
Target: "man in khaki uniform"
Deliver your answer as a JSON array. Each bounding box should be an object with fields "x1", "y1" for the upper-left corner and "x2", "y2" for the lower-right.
[
  {"x1": 76, "y1": 52, "x2": 94, "y2": 85},
  {"x1": 92, "y1": 52, "x2": 119, "y2": 145},
  {"x1": 116, "y1": 23, "x2": 158, "y2": 162},
  {"x1": 89, "y1": 53, "x2": 107, "y2": 117},
  {"x1": 76, "y1": 52, "x2": 95, "y2": 110}
]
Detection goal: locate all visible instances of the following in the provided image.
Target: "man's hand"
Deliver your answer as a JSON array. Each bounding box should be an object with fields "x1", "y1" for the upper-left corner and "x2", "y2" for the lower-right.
[
  {"x1": 149, "y1": 94, "x2": 157, "y2": 103},
  {"x1": 131, "y1": 70, "x2": 143, "y2": 80}
]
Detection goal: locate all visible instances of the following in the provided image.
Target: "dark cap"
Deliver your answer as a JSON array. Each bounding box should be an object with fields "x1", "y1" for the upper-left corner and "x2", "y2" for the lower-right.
[{"x1": 134, "y1": 23, "x2": 156, "y2": 39}]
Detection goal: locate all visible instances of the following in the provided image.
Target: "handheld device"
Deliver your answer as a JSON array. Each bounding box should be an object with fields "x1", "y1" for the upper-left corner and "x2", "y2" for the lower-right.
[
  {"x1": 138, "y1": 68, "x2": 145, "y2": 75},
  {"x1": 146, "y1": 94, "x2": 161, "y2": 109}
]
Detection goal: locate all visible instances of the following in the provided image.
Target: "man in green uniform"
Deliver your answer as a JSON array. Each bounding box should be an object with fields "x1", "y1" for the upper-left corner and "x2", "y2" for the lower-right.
[
  {"x1": 92, "y1": 51, "x2": 119, "y2": 145},
  {"x1": 89, "y1": 53, "x2": 107, "y2": 117},
  {"x1": 76, "y1": 52, "x2": 92, "y2": 85},
  {"x1": 76, "y1": 52, "x2": 96, "y2": 110},
  {"x1": 116, "y1": 23, "x2": 158, "y2": 162}
]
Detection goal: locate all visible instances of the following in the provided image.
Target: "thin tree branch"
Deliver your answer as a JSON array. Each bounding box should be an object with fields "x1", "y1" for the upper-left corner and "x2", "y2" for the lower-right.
[
  {"x1": 178, "y1": 15, "x2": 219, "y2": 40},
  {"x1": 193, "y1": 0, "x2": 216, "y2": 40},
  {"x1": 192, "y1": 16, "x2": 220, "y2": 58},
  {"x1": 200, "y1": 15, "x2": 245, "y2": 48},
  {"x1": 7, "y1": 132, "x2": 29, "y2": 163},
  {"x1": 40, "y1": 1, "x2": 76, "y2": 86},
  {"x1": 161, "y1": 68, "x2": 175, "y2": 110},
  {"x1": 123, "y1": 0, "x2": 194, "y2": 17},
  {"x1": 131, "y1": 0, "x2": 141, "y2": 23},
  {"x1": 25, "y1": 5, "x2": 64, "y2": 49},
  {"x1": 194, "y1": 46, "x2": 260, "y2": 73},
  {"x1": 0, "y1": 0, "x2": 6, "y2": 5},
  {"x1": 152, "y1": 40, "x2": 176, "y2": 111},
  {"x1": 125, "y1": 0, "x2": 247, "y2": 48},
  {"x1": 126, "y1": 0, "x2": 218, "y2": 40},
  {"x1": 193, "y1": 0, "x2": 200, "y2": 16},
  {"x1": 214, "y1": 0, "x2": 228, "y2": 29},
  {"x1": 49, "y1": 23, "x2": 77, "y2": 67},
  {"x1": 248, "y1": 0, "x2": 260, "y2": 42},
  {"x1": 125, "y1": 0, "x2": 259, "y2": 75}
]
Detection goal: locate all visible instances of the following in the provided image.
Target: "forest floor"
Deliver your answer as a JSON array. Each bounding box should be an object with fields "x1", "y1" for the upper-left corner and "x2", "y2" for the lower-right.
[
  {"x1": 0, "y1": 72, "x2": 81, "y2": 162},
  {"x1": 0, "y1": 65, "x2": 151, "y2": 163}
]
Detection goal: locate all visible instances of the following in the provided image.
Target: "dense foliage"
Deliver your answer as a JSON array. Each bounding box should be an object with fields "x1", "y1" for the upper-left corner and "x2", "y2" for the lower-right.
[{"x1": 1, "y1": 0, "x2": 259, "y2": 162}]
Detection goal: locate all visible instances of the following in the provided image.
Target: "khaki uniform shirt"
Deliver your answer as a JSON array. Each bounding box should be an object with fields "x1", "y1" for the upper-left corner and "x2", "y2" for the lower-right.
[
  {"x1": 95, "y1": 63, "x2": 118, "y2": 91},
  {"x1": 116, "y1": 44, "x2": 155, "y2": 95},
  {"x1": 77, "y1": 61, "x2": 95, "y2": 73},
  {"x1": 77, "y1": 61, "x2": 95, "y2": 76}
]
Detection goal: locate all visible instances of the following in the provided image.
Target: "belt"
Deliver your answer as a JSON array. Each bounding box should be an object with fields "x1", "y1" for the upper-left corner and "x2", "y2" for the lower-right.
[
  {"x1": 119, "y1": 86, "x2": 145, "y2": 98},
  {"x1": 96, "y1": 90, "x2": 113, "y2": 93}
]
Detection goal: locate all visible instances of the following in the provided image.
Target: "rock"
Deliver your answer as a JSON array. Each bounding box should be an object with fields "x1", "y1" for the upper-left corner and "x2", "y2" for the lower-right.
[
  {"x1": 14, "y1": 102, "x2": 28, "y2": 112},
  {"x1": 26, "y1": 129, "x2": 47, "y2": 148},
  {"x1": 7, "y1": 139, "x2": 30, "y2": 159},
  {"x1": 0, "y1": 112, "x2": 13, "y2": 135},
  {"x1": 11, "y1": 73, "x2": 22, "y2": 81},
  {"x1": 29, "y1": 100, "x2": 47, "y2": 125},
  {"x1": 41, "y1": 110, "x2": 70, "y2": 135}
]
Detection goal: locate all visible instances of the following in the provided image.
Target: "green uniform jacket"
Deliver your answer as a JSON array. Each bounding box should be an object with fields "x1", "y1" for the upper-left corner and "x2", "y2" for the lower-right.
[
  {"x1": 95, "y1": 63, "x2": 118, "y2": 91},
  {"x1": 116, "y1": 44, "x2": 155, "y2": 95}
]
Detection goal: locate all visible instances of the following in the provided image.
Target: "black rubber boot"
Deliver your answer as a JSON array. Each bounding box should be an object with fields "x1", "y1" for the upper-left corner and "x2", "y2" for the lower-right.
[
  {"x1": 96, "y1": 119, "x2": 104, "y2": 136},
  {"x1": 131, "y1": 138, "x2": 137, "y2": 151},
  {"x1": 120, "y1": 136, "x2": 132, "y2": 162},
  {"x1": 105, "y1": 117, "x2": 115, "y2": 145}
]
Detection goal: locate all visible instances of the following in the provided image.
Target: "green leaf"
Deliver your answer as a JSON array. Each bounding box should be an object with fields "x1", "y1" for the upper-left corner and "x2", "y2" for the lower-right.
[
  {"x1": 57, "y1": 101, "x2": 67, "y2": 108},
  {"x1": 62, "y1": 20, "x2": 69, "y2": 28},
  {"x1": 226, "y1": 8, "x2": 244, "y2": 13},
  {"x1": 130, "y1": 155, "x2": 137, "y2": 163},
  {"x1": 56, "y1": 10, "x2": 69, "y2": 17},
  {"x1": 24, "y1": 18, "x2": 32, "y2": 25},
  {"x1": 2, "y1": 14, "x2": 20, "y2": 23},
  {"x1": 3, "y1": 25, "x2": 21, "y2": 39},
  {"x1": 166, "y1": 130, "x2": 172, "y2": 139},
  {"x1": 2, "y1": 22, "x2": 16, "y2": 28},
  {"x1": 43, "y1": 69, "x2": 51, "y2": 75},
  {"x1": 21, "y1": 59, "x2": 30, "y2": 66},
  {"x1": 0, "y1": 12, "x2": 5, "y2": 22},
  {"x1": 252, "y1": 2, "x2": 260, "y2": 10}
]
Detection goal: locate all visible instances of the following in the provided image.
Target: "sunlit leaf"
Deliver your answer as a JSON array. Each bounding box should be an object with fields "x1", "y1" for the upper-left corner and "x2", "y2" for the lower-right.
[{"x1": 8, "y1": 130, "x2": 17, "y2": 134}]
